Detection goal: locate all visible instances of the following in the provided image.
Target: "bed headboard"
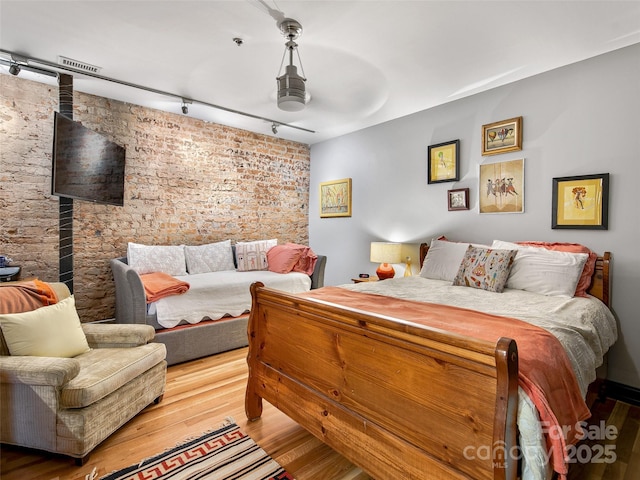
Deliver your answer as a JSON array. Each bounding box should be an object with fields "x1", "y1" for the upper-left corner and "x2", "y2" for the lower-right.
[{"x1": 419, "y1": 243, "x2": 611, "y2": 308}]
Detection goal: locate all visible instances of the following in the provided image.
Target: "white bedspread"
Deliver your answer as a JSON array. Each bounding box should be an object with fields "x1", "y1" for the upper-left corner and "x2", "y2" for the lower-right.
[
  {"x1": 153, "y1": 270, "x2": 312, "y2": 328},
  {"x1": 340, "y1": 276, "x2": 618, "y2": 480}
]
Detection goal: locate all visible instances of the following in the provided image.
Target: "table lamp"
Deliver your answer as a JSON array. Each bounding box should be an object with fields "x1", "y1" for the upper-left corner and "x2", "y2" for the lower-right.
[{"x1": 370, "y1": 242, "x2": 402, "y2": 280}]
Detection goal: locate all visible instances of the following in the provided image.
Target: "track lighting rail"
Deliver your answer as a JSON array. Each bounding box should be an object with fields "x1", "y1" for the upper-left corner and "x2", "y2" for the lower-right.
[{"x1": 0, "y1": 49, "x2": 315, "y2": 135}]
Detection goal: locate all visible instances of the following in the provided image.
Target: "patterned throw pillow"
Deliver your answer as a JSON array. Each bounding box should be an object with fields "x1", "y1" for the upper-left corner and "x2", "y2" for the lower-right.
[
  {"x1": 235, "y1": 239, "x2": 278, "y2": 272},
  {"x1": 127, "y1": 242, "x2": 187, "y2": 276},
  {"x1": 452, "y1": 246, "x2": 517, "y2": 293},
  {"x1": 184, "y1": 240, "x2": 235, "y2": 274}
]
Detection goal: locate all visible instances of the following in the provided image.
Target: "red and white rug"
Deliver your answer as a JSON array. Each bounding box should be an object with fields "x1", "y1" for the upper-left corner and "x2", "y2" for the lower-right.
[{"x1": 99, "y1": 418, "x2": 294, "y2": 480}]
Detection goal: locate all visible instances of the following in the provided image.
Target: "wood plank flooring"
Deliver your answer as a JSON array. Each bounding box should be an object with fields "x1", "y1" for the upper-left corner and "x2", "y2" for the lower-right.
[{"x1": 1, "y1": 347, "x2": 638, "y2": 480}]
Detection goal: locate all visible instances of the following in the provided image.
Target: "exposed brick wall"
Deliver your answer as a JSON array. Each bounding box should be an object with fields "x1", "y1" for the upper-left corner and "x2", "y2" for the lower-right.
[{"x1": 0, "y1": 75, "x2": 310, "y2": 322}]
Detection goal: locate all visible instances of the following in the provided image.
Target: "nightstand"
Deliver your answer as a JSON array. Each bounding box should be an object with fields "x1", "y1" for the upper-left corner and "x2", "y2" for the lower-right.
[{"x1": 351, "y1": 276, "x2": 378, "y2": 284}]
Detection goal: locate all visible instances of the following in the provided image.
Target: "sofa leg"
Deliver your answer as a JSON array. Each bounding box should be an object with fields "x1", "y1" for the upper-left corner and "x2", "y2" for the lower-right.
[
  {"x1": 75, "y1": 453, "x2": 90, "y2": 466},
  {"x1": 154, "y1": 394, "x2": 164, "y2": 404}
]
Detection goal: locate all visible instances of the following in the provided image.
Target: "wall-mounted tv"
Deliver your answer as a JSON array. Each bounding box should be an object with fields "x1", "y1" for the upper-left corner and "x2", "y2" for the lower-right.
[{"x1": 51, "y1": 111, "x2": 126, "y2": 206}]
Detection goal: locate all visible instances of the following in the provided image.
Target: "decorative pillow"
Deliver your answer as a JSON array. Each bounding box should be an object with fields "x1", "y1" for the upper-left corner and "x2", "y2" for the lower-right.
[
  {"x1": 492, "y1": 240, "x2": 589, "y2": 297},
  {"x1": 515, "y1": 241, "x2": 597, "y2": 297},
  {"x1": 267, "y1": 243, "x2": 318, "y2": 275},
  {"x1": 235, "y1": 239, "x2": 277, "y2": 272},
  {"x1": 184, "y1": 240, "x2": 235, "y2": 274},
  {"x1": 127, "y1": 242, "x2": 187, "y2": 276},
  {"x1": 419, "y1": 238, "x2": 471, "y2": 281},
  {"x1": 0, "y1": 295, "x2": 90, "y2": 357},
  {"x1": 452, "y1": 246, "x2": 517, "y2": 293}
]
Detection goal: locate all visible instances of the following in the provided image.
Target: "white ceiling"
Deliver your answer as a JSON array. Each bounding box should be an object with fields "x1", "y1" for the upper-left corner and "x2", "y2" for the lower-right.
[{"x1": 1, "y1": 1, "x2": 639, "y2": 145}]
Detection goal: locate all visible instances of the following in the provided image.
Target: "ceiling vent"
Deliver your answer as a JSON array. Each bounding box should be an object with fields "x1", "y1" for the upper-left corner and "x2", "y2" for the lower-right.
[{"x1": 57, "y1": 56, "x2": 102, "y2": 74}]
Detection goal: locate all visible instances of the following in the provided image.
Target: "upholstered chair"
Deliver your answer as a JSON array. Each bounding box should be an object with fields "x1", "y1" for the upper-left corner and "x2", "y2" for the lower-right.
[{"x1": 0, "y1": 282, "x2": 167, "y2": 465}]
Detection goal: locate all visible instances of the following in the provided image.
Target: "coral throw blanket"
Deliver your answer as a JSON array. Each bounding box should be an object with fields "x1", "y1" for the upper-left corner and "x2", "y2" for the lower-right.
[
  {"x1": 302, "y1": 287, "x2": 591, "y2": 479},
  {"x1": 0, "y1": 279, "x2": 59, "y2": 314},
  {"x1": 140, "y1": 272, "x2": 190, "y2": 303}
]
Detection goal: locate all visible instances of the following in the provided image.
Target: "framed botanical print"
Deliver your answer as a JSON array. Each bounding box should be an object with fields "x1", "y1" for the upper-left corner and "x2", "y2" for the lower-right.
[
  {"x1": 552, "y1": 173, "x2": 609, "y2": 229},
  {"x1": 448, "y1": 188, "x2": 469, "y2": 211},
  {"x1": 479, "y1": 159, "x2": 525, "y2": 214},
  {"x1": 428, "y1": 139, "x2": 460, "y2": 184},
  {"x1": 319, "y1": 178, "x2": 352, "y2": 218},
  {"x1": 481, "y1": 117, "x2": 522, "y2": 156}
]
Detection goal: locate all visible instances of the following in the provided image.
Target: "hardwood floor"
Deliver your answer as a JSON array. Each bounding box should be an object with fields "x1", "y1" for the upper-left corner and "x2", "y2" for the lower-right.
[{"x1": 0, "y1": 347, "x2": 638, "y2": 480}]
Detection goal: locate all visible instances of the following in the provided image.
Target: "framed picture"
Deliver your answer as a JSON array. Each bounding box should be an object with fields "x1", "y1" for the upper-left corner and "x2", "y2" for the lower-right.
[
  {"x1": 320, "y1": 178, "x2": 352, "y2": 218},
  {"x1": 427, "y1": 139, "x2": 460, "y2": 184},
  {"x1": 448, "y1": 188, "x2": 469, "y2": 211},
  {"x1": 481, "y1": 116, "x2": 522, "y2": 156},
  {"x1": 552, "y1": 173, "x2": 609, "y2": 229},
  {"x1": 479, "y1": 158, "x2": 524, "y2": 214}
]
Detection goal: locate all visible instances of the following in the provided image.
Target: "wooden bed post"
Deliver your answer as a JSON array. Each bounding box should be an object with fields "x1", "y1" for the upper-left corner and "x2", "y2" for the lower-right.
[{"x1": 246, "y1": 282, "x2": 265, "y2": 421}]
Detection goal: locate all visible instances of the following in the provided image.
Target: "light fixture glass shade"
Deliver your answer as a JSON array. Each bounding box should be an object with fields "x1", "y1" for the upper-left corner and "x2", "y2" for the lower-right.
[
  {"x1": 370, "y1": 242, "x2": 402, "y2": 280},
  {"x1": 277, "y1": 64, "x2": 306, "y2": 111}
]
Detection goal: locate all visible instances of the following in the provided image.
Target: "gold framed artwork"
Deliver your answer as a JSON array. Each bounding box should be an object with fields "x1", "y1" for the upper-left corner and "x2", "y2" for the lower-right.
[
  {"x1": 552, "y1": 173, "x2": 609, "y2": 230},
  {"x1": 448, "y1": 188, "x2": 469, "y2": 211},
  {"x1": 479, "y1": 159, "x2": 524, "y2": 214},
  {"x1": 427, "y1": 139, "x2": 460, "y2": 184},
  {"x1": 481, "y1": 116, "x2": 522, "y2": 156},
  {"x1": 320, "y1": 178, "x2": 352, "y2": 218}
]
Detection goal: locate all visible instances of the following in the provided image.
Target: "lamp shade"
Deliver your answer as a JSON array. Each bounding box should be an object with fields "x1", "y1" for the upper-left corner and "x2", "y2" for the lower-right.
[{"x1": 370, "y1": 242, "x2": 402, "y2": 264}]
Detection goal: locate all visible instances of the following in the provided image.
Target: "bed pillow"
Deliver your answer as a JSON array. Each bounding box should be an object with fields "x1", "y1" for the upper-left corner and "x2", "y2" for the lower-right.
[
  {"x1": 184, "y1": 240, "x2": 235, "y2": 274},
  {"x1": 127, "y1": 242, "x2": 187, "y2": 276},
  {"x1": 0, "y1": 295, "x2": 90, "y2": 357},
  {"x1": 491, "y1": 240, "x2": 589, "y2": 297},
  {"x1": 235, "y1": 239, "x2": 278, "y2": 272},
  {"x1": 419, "y1": 238, "x2": 471, "y2": 281},
  {"x1": 267, "y1": 243, "x2": 319, "y2": 275},
  {"x1": 452, "y1": 246, "x2": 517, "y2": 293},
  {"x1": 515, "y1": 241, "x2": 597, "y2": 297}
]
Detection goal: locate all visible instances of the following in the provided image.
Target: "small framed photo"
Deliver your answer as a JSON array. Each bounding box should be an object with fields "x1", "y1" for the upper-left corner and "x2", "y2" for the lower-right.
[
  {"x1": 552, "y1": 173, "x2": 609, "y2": 229},
  {"x1": 479, "y1": 158, "x2": 525, "y2": 214},
  {"x1": 320, "y1": 178, "x2": 352, "y2": 218},
  {"x1": 427, "y1": 139, "x2": 460, "y2": 184},
  {"x1": 481, "y1": 117, "x2": 522, "y2": 156},
  {"x1": 448, "y1": 188, "x2": 469, "y2": 211}
]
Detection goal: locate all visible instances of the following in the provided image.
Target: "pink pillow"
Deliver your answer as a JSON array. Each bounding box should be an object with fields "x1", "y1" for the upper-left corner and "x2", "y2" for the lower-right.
[
  {"x1": 267, "y1": 243, "x2": 318, "y2": 275},
  {"x1": 515, "y1": 241, "x2": 597, "y2": 297}
]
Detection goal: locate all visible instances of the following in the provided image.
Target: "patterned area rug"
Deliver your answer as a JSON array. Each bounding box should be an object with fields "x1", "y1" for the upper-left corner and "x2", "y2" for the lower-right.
[{"x1": 100, "y1": 418, "x2": 293, "y2": 480}]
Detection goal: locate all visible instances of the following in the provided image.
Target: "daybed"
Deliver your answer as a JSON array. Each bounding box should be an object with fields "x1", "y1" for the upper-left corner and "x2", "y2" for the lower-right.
[
  {"x1": 0, "y1": 281, "x2": 166, "y2": 465},
  {"x1": 111, "y1": 240, "x2": 326, "y2": 365},
  {"x1": 246, "y1": 239, "x2": 616, "y2": 480}
]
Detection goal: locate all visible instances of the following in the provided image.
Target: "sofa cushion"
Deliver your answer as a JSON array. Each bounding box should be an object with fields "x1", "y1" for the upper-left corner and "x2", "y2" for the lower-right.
[
  {"x1": 60, "y1": 342, "x2": 166, "y2": 408},
  {"x1": 0, "y1": 296, "x2": 90, "y2": 358}
]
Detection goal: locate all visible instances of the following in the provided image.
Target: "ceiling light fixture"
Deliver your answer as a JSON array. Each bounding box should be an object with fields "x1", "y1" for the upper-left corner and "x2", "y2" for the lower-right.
[
  {"x1": 271, "y1": 122, "x2": 279, "y2": 134},
  {"x1": 181, "y1": 98, "x2": 192, "y2": 115},
  {"x1": 8, "y1": 62, "x2": 21, "y2": 76},
  {"x1": 276, "y1": 18, "x2": 306, "y2": 112}
]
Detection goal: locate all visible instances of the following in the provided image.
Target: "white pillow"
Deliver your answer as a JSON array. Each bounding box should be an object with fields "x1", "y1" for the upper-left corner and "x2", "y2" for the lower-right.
[
  {"x1": 0, "y1": 295, "x2": 90, "y2": 357},
  {"x1": 185, "y1": 240, "x2": 235, "y2": 274},
  {"x1": 491, "y1": 240, "x2": 588, "y2": 297},
  {"x1": 235, "y1": 239, "x2": 277, "y2": 272},
  {"x1": 419, "y1": 238, "x2": 471, "y2": 281},
  {"x1": 127, "y1": 242, "x2": 187, "y2": 276}
]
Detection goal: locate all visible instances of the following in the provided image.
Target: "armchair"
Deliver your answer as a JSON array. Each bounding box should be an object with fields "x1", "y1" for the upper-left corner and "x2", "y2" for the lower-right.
[{"x1": 0, "y1": 282, "x2": 167, "y2": 465}]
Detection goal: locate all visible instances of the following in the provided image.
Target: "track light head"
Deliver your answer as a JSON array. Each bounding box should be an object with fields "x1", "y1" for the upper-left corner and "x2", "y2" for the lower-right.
[
  {"x1": 181, "y1": 98, "x2": 192, "y2": 115},
  {"x1": 272, "y1": 123, "x2": 279, "y2": 134},
  {"x1": 9, "y1": 63, "x2": 21, "y2": 76}
]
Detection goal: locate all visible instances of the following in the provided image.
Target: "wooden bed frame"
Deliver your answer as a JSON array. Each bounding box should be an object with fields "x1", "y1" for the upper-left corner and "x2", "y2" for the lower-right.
[{"x1": 245, "y1": 245, "x2": 611, "y2": 480}]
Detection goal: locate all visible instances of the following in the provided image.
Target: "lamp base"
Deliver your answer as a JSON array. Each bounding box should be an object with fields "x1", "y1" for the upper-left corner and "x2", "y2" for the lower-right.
[{"x1": 376, "y1": 263, "x2": 395, "y2": 280}]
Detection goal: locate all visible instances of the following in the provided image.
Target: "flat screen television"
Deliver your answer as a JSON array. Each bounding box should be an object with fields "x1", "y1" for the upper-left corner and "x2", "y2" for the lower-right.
[{"x1": 51, "y1": 111, "x2": 126, "y2": 206}]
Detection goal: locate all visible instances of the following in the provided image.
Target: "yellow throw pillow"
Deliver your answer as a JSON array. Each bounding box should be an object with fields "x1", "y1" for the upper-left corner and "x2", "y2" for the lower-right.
[{"x1": 0, "y1": 295, "x2": 90, "y2": 357}]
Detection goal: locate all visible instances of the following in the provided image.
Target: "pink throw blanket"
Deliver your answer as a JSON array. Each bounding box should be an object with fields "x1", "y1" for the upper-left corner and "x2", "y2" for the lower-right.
[
  {"x1": 301, "y1": 287, "x2": 591, "y2": 479},
  {"x1": 140, "y1": 272, "x2": 190, "y2": 303}
]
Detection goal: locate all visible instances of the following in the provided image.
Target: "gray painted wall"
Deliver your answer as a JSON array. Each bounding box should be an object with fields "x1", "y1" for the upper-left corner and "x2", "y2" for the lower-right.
[{"x1": 309, "y1": 43, "x2": 640, "y2": 389}]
